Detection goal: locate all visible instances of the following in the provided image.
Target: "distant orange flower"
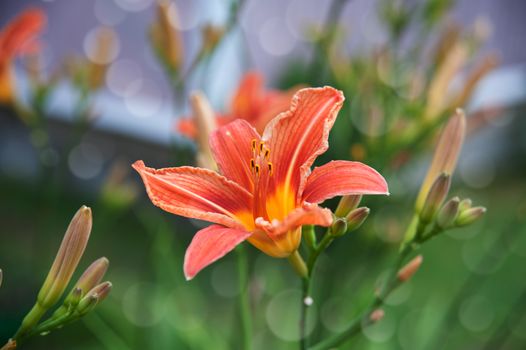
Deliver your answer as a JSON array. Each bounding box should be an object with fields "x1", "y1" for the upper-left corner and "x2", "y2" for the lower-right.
[
  {"x1": 178, "y1": 71, "x2": 298, "y2": 138},
  {"x1": 0, "y1": 8, "x2": 46, "y2": 104}
]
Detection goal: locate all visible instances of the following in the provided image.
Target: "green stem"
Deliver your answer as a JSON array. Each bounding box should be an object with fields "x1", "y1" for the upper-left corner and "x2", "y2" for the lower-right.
[
  {"x1": 13, "y1": 303, "x2": 47, "y2": 343},
  {"x1": 288, "y1": 250, "x2": 308, "y2": 279},
  {"x1": 236, "y1": 246, "x2": 252, "y2": 350},
  {"x1": 308, "y1": 243, "x2": 415, "y2": 350}
]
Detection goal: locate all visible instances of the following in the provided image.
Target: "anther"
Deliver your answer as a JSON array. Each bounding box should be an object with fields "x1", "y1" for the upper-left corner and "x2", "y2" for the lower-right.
[
  {"x1": 251, "y1": 139, "x2": 257, "y2": 152},
  {"x1": 259, "y1": 141, "x2": 265, "y2": 154},
  {"x1": 255, "y1": 164, "x2": 260, "y2": 177},
  {"x1": 264, "y1": 149, "x2": 270, "y2": 159},
  {"x1": 250, "y1": 158, "x2": 255, "y2": 170},
  {"x1": 268, "y1": 162, "x2": 273, "y2": 176}
]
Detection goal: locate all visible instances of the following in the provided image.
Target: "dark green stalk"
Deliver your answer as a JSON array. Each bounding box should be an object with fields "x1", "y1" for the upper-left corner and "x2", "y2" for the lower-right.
[{"x1": 236, "y1": 245, "x2": 252, "y2": 350}]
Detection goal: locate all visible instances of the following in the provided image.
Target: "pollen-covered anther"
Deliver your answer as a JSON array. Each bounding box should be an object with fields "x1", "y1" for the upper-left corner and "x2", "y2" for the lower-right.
[{"x1": 267, "y1": 162, "x2": 273, "y2": 176}]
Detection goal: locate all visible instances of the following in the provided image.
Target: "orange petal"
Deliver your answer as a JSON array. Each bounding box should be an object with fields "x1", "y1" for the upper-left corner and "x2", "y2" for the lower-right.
[
  {"x1": 302, "y1": 160, "x2": 389, "y2": 204},
  {"x1": 0, "y1": 8, "x2": 46, "y2": 59},
  {"x1": 262, "y1": 87, "x2": 344, "y2": 206},
  {"x1": 209, "y1": 119, "x2": 260, "y2": 191},
  {"x1": 184, "y1": 225, "x2": 251, "y2": 280},
  {"x1": 132, "y1": 161, "x2": 252, "y2": 229},
  {"x1": 255, "y1": 202, "x2": 333, "y2": 239},
  {"x1": 230, "y1": 71, "x2": 265, "y2": 121},
  {"x1": 177, "y1": 118, "x2": 197, "y2": 139}
]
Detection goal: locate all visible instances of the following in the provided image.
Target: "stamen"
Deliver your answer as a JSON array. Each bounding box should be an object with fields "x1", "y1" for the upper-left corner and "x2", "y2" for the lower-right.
[
  {"x1": 259, "y1": 141, "x2": 265, "y2": 154},
  {"x1": 264, "y1": 148, "x2": 270, "y2": 159},
  {"x1": 251, "y1": 139, "x2": 257, "y2": 152},
  {"x1": 250, "y1": 158, "x2": 255, "y2": 170},
  {"x1": 268, "y1": 162, "x2": 273, "y2": 176},
  {"x1": 255, "y1": 164, "x2": 260, "y2": 177}
]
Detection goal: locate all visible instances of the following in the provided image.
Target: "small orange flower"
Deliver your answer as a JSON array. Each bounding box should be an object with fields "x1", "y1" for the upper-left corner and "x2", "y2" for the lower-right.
[
  {"x1": 0, "y1": 8, "x2": 46, "y2": 104},
  {"x1": 177, "y1": 71, "x2": 298, "y2": 138},
  {"x1": 135, "y1": 87, "x2": 388, "y2": 280}
]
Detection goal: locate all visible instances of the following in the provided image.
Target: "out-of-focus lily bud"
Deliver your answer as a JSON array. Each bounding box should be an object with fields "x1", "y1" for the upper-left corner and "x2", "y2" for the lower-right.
[
  {"x1": 1, "y1": 339, "x2": 16, "y2": 350},
  {"x1": 335, "y1": 195, "x2": 362, "y2": 217},
  {"x1": 88, "y1": 26, "x2": 116, "y2": 90},
  {"x1": 190, "y1": 91, "x2": 217, "y2": 170},
  {"x1": 453, "y1": 53, "x2": 499, "y2": 108},
  {"x1": 416, "y1": 110, "x2": 465, "y2": 212},
  {"x1": 200, "y1": 24, "x2": 224, "y2": 56},
  {"x1": 458, "y1": 198, "x2": 472, "y2": 212},
  {"x1": 330, "y1": 217, "x2": 348, "y2": 237},
  {"x1": 423, "y1": 0, "x2": 453, "y2": 28},
  {"x1": 346, "y1": 207, "x2": 370, "y2": 232},
  {"x1": 436, "y1": 196, "x2": 460, "y2": 229},
  {"x1": 455, "y1": 206, "x2": 486, "y2": 227},
  {"x1": 420, "y1": 174, "x2": 451, "y2": 223},
  {"x1": 150, "y1": 0, "x2": 183, "y2": 72},
  {"x1": 37, "y1": 206, "x2": 92, "y2": 309},
  {"x1": 0, "y1": 269, "x2": 2, "y2": 288},
  {"x1": 425, "y1": 41, "x2": 468, "y2": 119},
  {"x1": 433, "y1": 21, "x2": 461, "y2": 68},
  {"x1": 397, "y1": 255, "x2": 423, "y2": 282}
]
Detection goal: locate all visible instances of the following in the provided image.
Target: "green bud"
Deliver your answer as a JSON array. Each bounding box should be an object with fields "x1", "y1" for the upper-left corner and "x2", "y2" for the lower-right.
[
  {"x1": 335, "y1": 195, "x2": 362, "y2": 217},
  {"x1": 346, "y1": 207, "x2": 370, "y2": 232},
  {"x1": 419, "y1": 174, "x2": 450, "y2": 223},
  {"x1": 459, "y1": 198, "x2": 472, "y2": 212},
  {"x1": 77, "y1": 295, "x2": 98, "y2": 315},
  {"x1": 455, "y1": 206, "x2": 486, "y2": 227},
  {"x1": 436, "y1": 196, "x2": 459, "y2": 229},
  {"x1": 330, "y1": 218, "x2": 348, "y2": 237}
]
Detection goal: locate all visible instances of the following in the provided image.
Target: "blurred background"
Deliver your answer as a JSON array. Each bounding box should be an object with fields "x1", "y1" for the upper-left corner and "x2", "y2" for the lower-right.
[{"x1": 0, "y1": 0, "x2": 525, "y2": 349}]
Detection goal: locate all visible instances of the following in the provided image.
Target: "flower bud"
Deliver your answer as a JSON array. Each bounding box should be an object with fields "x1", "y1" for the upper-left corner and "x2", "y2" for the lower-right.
[
  {"x1": 200, "y1": 24, "x2": 224, "y2": 55},
  {"x1": 335, "y1": 195, "x2": 362, "y2": 217},
  {"x1": 150, "y1": 0, "x2": 183, "y2": 71},
  {"x1": 346, "y1": 207, "x2": 370, "y2": 232},
  {"x1": 37, "y1": 206, "x2": 92, "y2": 308},
  {"x1": 86, "y1": 281, "x2": 112, "y2": 302},
  {"x1": 458, "y1": 198, "x2": 472, "y2": 212},
  {"x1": 329, "y1": 217, "x2": 348, "y2": 237},
  {"x1": 77, "y1": 295, "x2": 98, "y2": 316},
  {"x1": 0, "y1": 269, "x2": 2, "y2": 288},
  {"x1": 416, "y1": 110, "x2": 465, "y2": 212},
  {"x1": 397, "y1": 255, "x2": 423, "y2": 282},
  {"x1": 419, "y1": 174, "x2": 450, "y2": 223},
  {"x1": 455, "y1": 206, "x2": 486, "y2": 227},
  {"x1": 436, "y1": 196, "x2": 460, "y2": 229},
  {"x1": 88, "y1": 26, "x2": 116, "y2": 90},
  {"x1": 190, "y1": 91, "x2": 217, "y2": 170}
]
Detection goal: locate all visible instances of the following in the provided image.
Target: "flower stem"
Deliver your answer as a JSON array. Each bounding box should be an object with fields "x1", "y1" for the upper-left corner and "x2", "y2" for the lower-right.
[
  {"x1": 236, "y1": 245, "x2": 252, "y2": 350},
  {"x1": 288, "y1": 250, "x2": 308, "y2": 279},
  {"x1": 13, "y1": 303, "x2": 47, "y2": 343}
]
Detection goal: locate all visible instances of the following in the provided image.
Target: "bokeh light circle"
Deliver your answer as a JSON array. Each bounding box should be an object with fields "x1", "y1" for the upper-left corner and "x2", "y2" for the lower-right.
[{"x1": 458, "y1": 294, "x2": 495, "y2": 332}]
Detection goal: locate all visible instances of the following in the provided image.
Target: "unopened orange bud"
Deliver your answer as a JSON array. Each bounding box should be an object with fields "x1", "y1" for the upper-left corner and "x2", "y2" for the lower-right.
[
  {"x1": 190, "y1": 91, "x2": 217, "y2": 170},
  {"x1": 37, "y1": 206, "x2": 92, "y2": 308},
  {"x1": 335, "y1": 195, "x2": 362, "y2": 217},
  {"x1": 151, "y1": 0, "x2": 184, "y2": 71},
  {"x1": 397, "y1": 255, "x2": 423, "y2": 282},
  {"x1": 416, "y1": 110, "x2": 465, "y2": 212},
  {"x1": 345, "y1": 207, "x2": 370, "y2": 232}
]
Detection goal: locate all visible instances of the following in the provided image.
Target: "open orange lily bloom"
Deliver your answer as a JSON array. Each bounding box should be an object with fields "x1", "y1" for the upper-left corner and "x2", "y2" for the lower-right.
[
  {"x1": 178, "y1": 71, "x2": 297, "y2": 138},
  {"x1": 134, "y1": 87, "x2": 388, "y2": 279},
  {"x1": 0, "y1": 8, "x2": 46, "y2": 104}
]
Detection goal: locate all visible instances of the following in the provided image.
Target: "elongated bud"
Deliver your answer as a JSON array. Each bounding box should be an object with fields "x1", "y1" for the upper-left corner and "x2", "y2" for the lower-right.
[
  {"x1": 416, "y1": 110, "x2": 466, "y2": 212},
  {"x1": 151, "y1": 0, "x2": 183, "y2": 71},
  {"x1": 88, "y1": 26, "x2": 116, "y2": 90},
  {"x1": 190, "y1": 91, "x2": 217, "y2": 170},
  {"x1": 397, "y1": 255, "x2": 423, "y2": 282},
  {"x1": 346, "y1": 207, "x2": 370, "y2": 232},
  {"x1": 455, "y1": 206, "x2": 486, "y2": 227},
  {"x1": 420, "y1": 174, "x2": 451, "y2": 223},
  {"x1": 38, "y1": 206, "x2": 92, "y2": 308},
  {"x1": 77, "y1": 295, "x2": 98, "y2": 315},
  {"x1": 335, "y1": 195, "x2": 362, "y2": 217},
  {"x1": 86, "y1": 281, "x2": 112, "y2": 302},
  {"x1": 63, "y1": 257, "x2": 108, "y2": 306},
  {"x1": 200, "y1": 24, "x2": 224, "y2": 55},
  {"x1": 330, "y1": 217, "x2": 348, "y2": 237},
  {"x1": 436, "y1": 196, "x2": 460, "y2": 229},
  {"x1": 459, "y1": 198, "x2": 472, "y2": 212}
]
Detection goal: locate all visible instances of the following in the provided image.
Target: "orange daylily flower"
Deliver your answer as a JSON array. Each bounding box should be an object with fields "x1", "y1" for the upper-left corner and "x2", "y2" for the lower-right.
[
  {"x1": 134, "y1": 87, "x2": 388, "y2": 280},
  {"x1": 0, "y1": 8, "x2": 46, "y2": 104},
  {"x1": 177, "y1": 71, "x2": 298, "y2": 138}
]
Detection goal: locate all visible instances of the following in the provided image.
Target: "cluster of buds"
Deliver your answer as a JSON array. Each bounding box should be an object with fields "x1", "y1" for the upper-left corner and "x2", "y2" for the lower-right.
[
  {"x1": 9, "y1": 206, "x2": 111, "y2": 346},
  {"x1": 330, "y1": 195, "x2": 370, "y2": 237},
  {"x1": 405, "y1": 109, "x2": 486, "y2": 245}
]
